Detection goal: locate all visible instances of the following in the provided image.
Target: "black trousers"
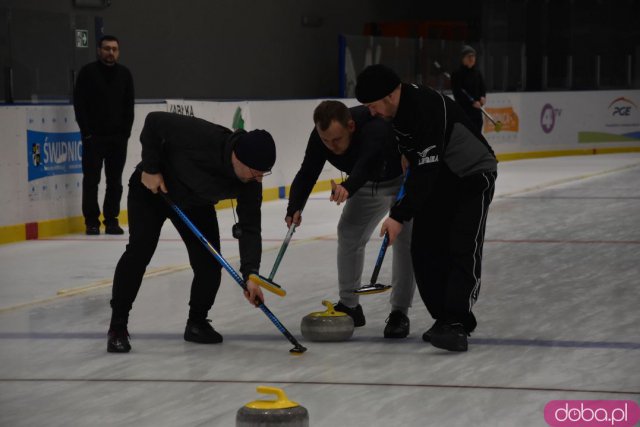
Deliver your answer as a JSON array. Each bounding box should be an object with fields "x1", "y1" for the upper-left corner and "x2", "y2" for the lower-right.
[
  {"x1": 411, "y1": 169, "x2": 496, "y2": 333},
  {"x1": 110, "y1": 169, "x2": 222, "y2": 326},
  {"x1": 82, "y1": 134, "x2": 128, "y2": 227}
]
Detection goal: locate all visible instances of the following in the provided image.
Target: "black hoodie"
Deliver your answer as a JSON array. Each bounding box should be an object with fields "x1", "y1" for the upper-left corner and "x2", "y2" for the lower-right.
[{"x1": 138, "y1": 111, "x2": 263, "y2": 277}]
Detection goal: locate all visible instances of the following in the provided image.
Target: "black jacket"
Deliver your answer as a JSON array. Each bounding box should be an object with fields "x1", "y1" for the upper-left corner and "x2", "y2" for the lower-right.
[
  {"x1": 287, "y1": 105, "x2": 402, "y2": 217},
  {"x1": 138, "y1": 112, "x2": 263, "y2": 277},
  {"x1": 390, "y1": 84, "x2": 497, "y2": 222},
  {"x1": 451, "y1": 65, "x2": 486, "y2": 115},
  {"x1": 73, "y1": 61, "x2": 135, "y2": 138}
]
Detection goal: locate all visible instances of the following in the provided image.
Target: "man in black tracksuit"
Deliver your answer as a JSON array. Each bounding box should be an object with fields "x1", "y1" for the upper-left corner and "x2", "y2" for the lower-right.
[
  {"x1": 355, "y1": 64, "x2": 497, "y2": 352},
  {"x1": 451, "y1": 45, "x2": 487, "y2": 134},
  {"x1": 73, "y1": 35, "x2": 135, "y2": 235},
  {"x1": 107, "y1": 112, "x2": 276, "y2": 353}
]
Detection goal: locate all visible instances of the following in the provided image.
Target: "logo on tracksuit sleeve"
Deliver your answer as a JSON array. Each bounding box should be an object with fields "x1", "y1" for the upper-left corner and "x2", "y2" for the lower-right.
[{"x1": 417, "y1": 145, "x2": 439, "y2": 165}]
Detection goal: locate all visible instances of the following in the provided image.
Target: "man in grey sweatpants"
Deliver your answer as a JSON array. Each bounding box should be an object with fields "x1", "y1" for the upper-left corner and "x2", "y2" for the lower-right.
[{"x1": 286, "y1": 100, "x2": 416, "y2": 338}]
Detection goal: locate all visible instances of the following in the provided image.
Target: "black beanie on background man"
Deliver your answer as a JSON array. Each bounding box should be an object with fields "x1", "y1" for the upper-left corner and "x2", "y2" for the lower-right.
[
  {"x1": 355, "y1": 64, "x2": 401, "y2": 103},
  {"x1": 234, "y1": 129, "x2": 277, "y2": 172}
]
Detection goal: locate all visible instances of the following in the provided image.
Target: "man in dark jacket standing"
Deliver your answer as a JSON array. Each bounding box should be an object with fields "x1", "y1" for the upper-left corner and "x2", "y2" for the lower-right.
[
  {"x1": 107, "y1": 112, "x2": 276, "y2": 353},
  {"x1": 451, "y1": 45, "x2": 487, "y2": 134},
  {"x1": 73, "y1": 35, "x2": 134, "y2": 235},
  {"x1": 355, "y1": 64, "x2": 497, "y2": 352}
]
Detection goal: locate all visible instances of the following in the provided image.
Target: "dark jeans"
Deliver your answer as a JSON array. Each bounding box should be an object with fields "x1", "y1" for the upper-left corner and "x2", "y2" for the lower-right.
[
  {"x1": 110, "y1": 169, "x2": 222, "y2": 326},
  {"x1": 411, "y1": 169, "x2": 496, "y2": 333},
  {"x1": 82, "y1": 134, "x2": 128, "y2": 227}
]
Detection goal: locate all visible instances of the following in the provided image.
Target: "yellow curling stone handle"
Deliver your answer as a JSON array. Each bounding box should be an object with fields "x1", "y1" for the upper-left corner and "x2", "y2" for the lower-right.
[
  {"x1": 244, "y1": 386, "x2": 300, "y2": 409},
  {"x1": 308, "y1": 300, "x2": 348, "y2": 317}
]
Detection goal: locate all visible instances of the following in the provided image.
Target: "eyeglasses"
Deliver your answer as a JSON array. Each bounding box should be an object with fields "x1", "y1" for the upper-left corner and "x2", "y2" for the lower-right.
[
  {"x1": 250, "y1": 169, "x2": 272, "y2": 180},
  {"x1": 101, "y1": 46, "x2": 119, "y2": 52}
]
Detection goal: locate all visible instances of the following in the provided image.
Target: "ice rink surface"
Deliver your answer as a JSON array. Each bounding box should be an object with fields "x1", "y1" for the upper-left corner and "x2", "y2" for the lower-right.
[{"x1": 1, "y1": 153, "x2": 639, "y2": 426}]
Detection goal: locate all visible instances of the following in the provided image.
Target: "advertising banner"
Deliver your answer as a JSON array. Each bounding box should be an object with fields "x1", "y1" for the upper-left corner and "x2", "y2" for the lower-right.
[
  {"x1": 26, "y1": 107, "x2": 83, "y2": 202},
  {"x1": 578, "y1": 95, "x2": 640, "y2": 143}
]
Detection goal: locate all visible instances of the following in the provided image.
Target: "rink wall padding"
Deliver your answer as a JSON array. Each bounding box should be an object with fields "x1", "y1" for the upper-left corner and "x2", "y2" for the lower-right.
[{"x1": 1, "y1": 90, "x2": 639, "y2": 244}]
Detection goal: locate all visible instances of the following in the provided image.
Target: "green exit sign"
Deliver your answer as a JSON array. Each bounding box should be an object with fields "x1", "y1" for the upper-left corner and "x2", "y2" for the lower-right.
[{"x1": 75, "y1": 30, "x2": 89, "y2": 48}]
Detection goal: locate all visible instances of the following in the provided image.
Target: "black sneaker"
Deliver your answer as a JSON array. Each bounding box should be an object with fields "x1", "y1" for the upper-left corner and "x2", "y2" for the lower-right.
[
  {"x1": 430, "y1": 322, "x2": 469, "y2": 352},
  {"x1": 422, "y1": 320, "x2": 444, "y2": 342},
  {"x1": 184, "y1": 319, "x2": 223, "y2": 344},
  {"x1": 107, "y1": 328, "x2": 131, "y2": 353},
  {"x1": 384, "y1": 311, "x2": 410, "y2": 338},
  {"x1": 105, "y1": 224, "x2": 124, "y2": 235},
  {"x1": 333, "y1": 302, "x2": 366, "y2": 327},
  {"x1": 86, "y1": 225, "x2": 100, "y2": 235}
]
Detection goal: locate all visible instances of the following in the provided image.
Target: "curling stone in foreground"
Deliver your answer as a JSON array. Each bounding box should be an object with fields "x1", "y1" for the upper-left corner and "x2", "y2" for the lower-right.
[
  {"x1": 300, "y1": 300, "x2": 355, "y2": 342},
  {"x1": 236, "y1": 386, "x2": 309, "y2": 427}
]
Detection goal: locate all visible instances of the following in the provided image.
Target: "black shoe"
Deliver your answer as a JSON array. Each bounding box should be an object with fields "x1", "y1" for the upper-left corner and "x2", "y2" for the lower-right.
[
  {"x1": 333, "y1": 302, "x2": 366, "y2": 327},
  {"x1": 86, "y1": 225, "x2": 100, "y2": 235},
  {"x1": 107, "y1": 328, "x2": 131, "y2": 353},
  {"x1": 105, "y1": 224, "x2": 124, "y2": 235},
  {"x1": 184, "y1": 319, "x2": 223, "y2": 344},
  {"x1": 384, "y1": 311, "x2": 410, "y2": 338},
  {"x1": 430, "y1": 322, "x2": 469, "y2": 352},
  {"x1": 422, "y1": 320, "x2": 444, "y2": 342}
]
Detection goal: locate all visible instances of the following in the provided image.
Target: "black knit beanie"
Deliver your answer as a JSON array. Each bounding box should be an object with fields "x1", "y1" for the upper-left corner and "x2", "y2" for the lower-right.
[
  {"x1": 234, "y1": 129, "x2": 276, "y2": 172},
  {"x1": 355, "y1": 64, "x2": 401, "y2": 103}
]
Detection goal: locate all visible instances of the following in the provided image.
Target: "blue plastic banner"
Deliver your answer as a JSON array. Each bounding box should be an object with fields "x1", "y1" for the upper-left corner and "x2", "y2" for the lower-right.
[{"x1": 27, "y1": 130, "x2": 83, "y2": 182}]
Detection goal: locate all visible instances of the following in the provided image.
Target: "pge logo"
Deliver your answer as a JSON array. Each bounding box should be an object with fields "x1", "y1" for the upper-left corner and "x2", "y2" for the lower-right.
[{"x1": 608, "y1": 97, "x2": 637, "y2": 117}]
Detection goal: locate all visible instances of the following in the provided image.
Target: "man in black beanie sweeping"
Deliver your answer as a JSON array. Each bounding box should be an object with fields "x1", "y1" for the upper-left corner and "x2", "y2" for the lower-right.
[
  {"x1": 107, "y1": 112, "x2": 276, "y2": 353},
  {"x1": 355, "y1": 64, "x2": 497, "y2": 352}
]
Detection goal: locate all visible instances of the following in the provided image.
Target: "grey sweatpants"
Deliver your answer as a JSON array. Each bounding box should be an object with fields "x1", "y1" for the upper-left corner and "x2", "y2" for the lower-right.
[{"x1": 337, "y1": 175, "x2": 416, "y2": 313}]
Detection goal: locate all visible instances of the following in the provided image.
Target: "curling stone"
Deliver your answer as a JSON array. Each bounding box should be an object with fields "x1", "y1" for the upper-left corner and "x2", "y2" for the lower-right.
[
  {"x1": 300, "y1": 300, "x2": 355, "y2": 342},
  {"x1": 236, "y1": 386, "x2": 309, "y2": 427}
]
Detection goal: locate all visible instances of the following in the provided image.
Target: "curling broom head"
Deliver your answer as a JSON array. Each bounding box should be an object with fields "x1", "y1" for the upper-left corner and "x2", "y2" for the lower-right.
[
  {"x1": 249, "y1": 273, "x2": 286, "y2": 297},
  {"x1": 353, "y1": 283, "x2": 392, "y2": 295}
]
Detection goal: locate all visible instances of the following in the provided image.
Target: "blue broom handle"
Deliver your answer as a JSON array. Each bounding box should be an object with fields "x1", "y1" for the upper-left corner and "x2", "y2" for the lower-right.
[
  {"x1": 368, "y1": 170, "x2": 409, "y2": 285},
  {"x1": 162, "y1": 193, "x2": 247, "y2": 290}
]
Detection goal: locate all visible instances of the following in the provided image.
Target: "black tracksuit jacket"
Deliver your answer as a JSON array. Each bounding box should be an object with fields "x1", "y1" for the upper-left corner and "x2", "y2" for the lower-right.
[{"x1": 390, "y1": 83, "x2": 497, "y2": 223}]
